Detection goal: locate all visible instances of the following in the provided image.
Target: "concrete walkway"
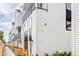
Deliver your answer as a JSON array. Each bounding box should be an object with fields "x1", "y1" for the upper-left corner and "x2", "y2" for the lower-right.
[{"x1": 3, "y1": 47, "x2": 15, "y2": 56}]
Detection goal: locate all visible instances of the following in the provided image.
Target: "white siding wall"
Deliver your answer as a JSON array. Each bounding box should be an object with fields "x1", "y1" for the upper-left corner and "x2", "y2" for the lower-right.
[
  {"x1": 36, "y1": 3, "x2": 71, "y2": 55},
  {"x1": 31, "y1": 10, "x2": 37, "y2": 55},
  {"x1": 15, "y1": 11, "x2": 22, "y2": 27},
  {"x1": 21, "y1": 20, "x2": 26, "y2": 48},
  {"x1": 21, "y1": 10, "x2": 37, "y2": 56},
  {"x1": 72, "y1": 4, "x2": 79, "y2": 56}
]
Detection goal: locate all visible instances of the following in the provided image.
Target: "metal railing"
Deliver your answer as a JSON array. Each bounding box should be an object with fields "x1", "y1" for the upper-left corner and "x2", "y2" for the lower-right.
[{"x1": 23, "y1": 3, "x2": 35, "y2": 23}]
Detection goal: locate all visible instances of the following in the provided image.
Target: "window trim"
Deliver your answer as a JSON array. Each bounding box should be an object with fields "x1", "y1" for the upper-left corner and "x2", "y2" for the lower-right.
[{"x1": 37, "y1": 3, "x2": 48, "y2": 11}]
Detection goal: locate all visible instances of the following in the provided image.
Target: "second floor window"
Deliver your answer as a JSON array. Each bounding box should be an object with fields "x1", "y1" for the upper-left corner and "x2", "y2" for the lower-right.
[
  {"x1": 37, "y1": 3, "x2": 48, "y2": 11},
  {"x1": 66, "y1": 3, "x2": 71, "y2": 31},
  {"x1": 37, "y1": 3, "x2": 42, "y2": 8}
]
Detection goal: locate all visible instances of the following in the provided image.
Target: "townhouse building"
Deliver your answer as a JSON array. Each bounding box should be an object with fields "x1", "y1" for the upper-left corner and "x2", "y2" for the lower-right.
[
  {"x1": 9, "y1": 22, "x2": 17, "y2": 46},
  {"x1": 10, "y1": 3, "x2": 71, "y2": 56},
  {"x1": 22, "y1": 3, "x2": 71, "y2": 55}
]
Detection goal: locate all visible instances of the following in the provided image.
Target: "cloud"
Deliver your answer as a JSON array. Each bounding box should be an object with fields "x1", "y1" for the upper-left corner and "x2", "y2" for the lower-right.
[
  {"x1": 0, "y1": 22, "x2": 11, "y2": 29},
  {"x1": 0, "y1": 3, "x2": 17, "y2": 42},
  {"x1": 0, "y1": 3, "x2": 17, "y2": 22},
  {"x1": 0, "y1": 13, "x2": 14, "y2": 22},
  {"x1": 0, "y1": 7, "x2": 12, "y2": 15},
  {"x1": 0, "y1": 3, "x2": 16, "y2": 14},
  {"x1": 0, "y1": 3, "x2": 17, "y2": 9},
  {"x1": 0, "y1": 22, "x2": 11, "y2": 42}
]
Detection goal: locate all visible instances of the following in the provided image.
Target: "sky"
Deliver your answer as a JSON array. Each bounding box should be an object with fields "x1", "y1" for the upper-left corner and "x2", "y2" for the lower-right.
[{"x1": 0, "y1": 3, "x2": 17, "y2": 42}]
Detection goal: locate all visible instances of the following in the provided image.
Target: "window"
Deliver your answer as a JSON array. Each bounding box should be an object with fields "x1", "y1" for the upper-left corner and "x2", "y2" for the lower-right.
[
  {"x1": 66, "y1": 3, "x2": 71, "y2": 31},
  {"x1": 37, "y1": 3, "x2": 42, "y2": 8},
  {"x1": 37, "y1": 3, "x2": 48, "y2": 11}
]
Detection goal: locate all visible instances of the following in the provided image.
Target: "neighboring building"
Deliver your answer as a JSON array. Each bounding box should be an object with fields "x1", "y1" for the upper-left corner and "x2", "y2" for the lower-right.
[
  {"x1": 9, "y1": 22, "x2": 17, "y2": 46},
  {"x1": 15, "y1": 7, "x2": 22, "y2": 47},
  {"x1": 10, "y1": 3, "x2": 71, "y2": 56},
  {"x1": 72, "y1": 4, "x2": 79, "y2": 56},
  {"x1": 8, "y1": 4, "x2": 23, "y2": 47}
]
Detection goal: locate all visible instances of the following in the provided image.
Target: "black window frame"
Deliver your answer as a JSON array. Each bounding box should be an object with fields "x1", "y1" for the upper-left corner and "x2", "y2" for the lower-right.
[
  {"x1": 37, "y1": 3, "x2": 48, "y2": 11},
  {"x1": 66, "y1": 3, "x2": 71, "y2": 31}
]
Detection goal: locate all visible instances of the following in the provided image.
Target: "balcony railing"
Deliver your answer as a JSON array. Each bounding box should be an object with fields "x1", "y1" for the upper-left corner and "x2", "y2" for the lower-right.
[
  {"x1": 23, "y1": 3, "x2": 35, "y2": 23},
  {"x1": 23, "y1": 3, "x2": 48, "y2": 23}
]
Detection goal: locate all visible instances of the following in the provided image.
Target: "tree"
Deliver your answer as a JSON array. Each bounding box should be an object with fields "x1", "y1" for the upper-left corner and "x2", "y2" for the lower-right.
[{"x1": 0, "y1": 31, "x2": 4, "y2": 41}]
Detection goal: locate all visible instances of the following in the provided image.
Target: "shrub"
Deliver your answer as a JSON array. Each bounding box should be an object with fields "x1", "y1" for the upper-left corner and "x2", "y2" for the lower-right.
[
  {"x1": 44, "y1": 53, "x2": 49, "y2": 56},
  {"x1": 52, "y1": 51, "x2": 71, "y2": 56},
  {"x1": 35, "y1": 51, "x2": 71, "y2": 56},
  {"x1": 67, "y1": 52, "x2": 71, "y2": 56},
  {"x1": 36, "y1": 54, "x2": 39, "y2": 56}
]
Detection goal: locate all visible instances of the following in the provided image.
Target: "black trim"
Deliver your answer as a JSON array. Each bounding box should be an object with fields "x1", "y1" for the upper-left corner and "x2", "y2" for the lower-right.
[
  {"x1": 66, "y1": 3, "x2": 71, "y2": 31},
  {"x1": 37, "y1": 7, "x2": 48, "y2": 11}
]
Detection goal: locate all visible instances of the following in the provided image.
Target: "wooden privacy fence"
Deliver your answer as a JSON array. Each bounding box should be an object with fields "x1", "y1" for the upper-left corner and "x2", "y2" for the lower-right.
[{"x1": 7, "y1": 45, "x2": 30, "y2": 56}]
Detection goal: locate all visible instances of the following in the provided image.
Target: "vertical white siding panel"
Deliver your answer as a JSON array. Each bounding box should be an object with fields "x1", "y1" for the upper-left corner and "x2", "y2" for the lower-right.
[
  {"x1": 72, "y1": 3, "x2": 79, "y2": 56},
  {"x1": 36, "y1": 3, "x2": 71, "y2": 55}
]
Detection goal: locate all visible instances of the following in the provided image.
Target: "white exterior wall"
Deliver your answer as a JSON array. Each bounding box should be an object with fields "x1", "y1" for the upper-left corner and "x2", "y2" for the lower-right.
[
  {"x1": 36, "y1": 3, "x2": 71, "y2": 55},
  {"x1": 20, "y1": 3, "x2": 71, "y2": 56},
  {"x1": 21, "y1": 20, "x2": 26, "y2": 48},
  {"x1": 15, "y1": 11, "x2": 22, "y2": 27},
  {"x1": 72, "y1": 4, "x2": 79, "y2": 56},
  {"x1": 21, "y1": 10, "x2": 37, "y2": 55},
  {"x1": 31, "y1": 10, "x2": 37, "y2": 55},
  {"x1": 9, "y1": 22, "x2": 16, "y2": 45}
]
